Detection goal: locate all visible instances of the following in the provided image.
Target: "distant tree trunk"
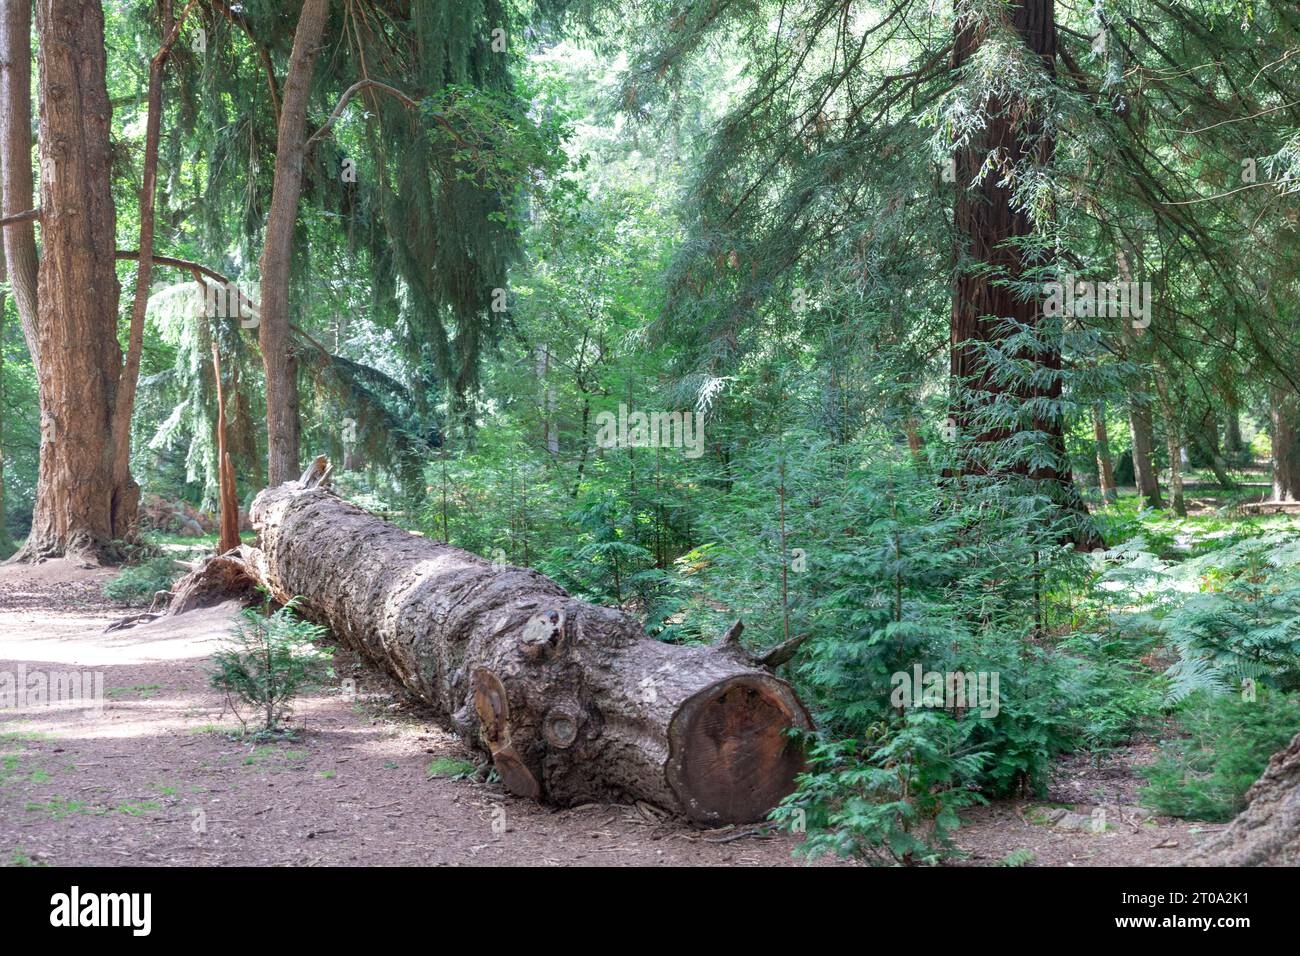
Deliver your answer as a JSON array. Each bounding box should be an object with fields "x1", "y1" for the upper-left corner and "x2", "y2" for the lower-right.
[
  {"x1": 903, "y1": 416, "x2": 926, "y2": 470},
  {"x1": 211, "y1": 334, "x2": 241, "y2": 554},
  {"x1": 0, "y1": 0, "x2": 39, "y2": 367},
  {"x1": 258, "y1": 0, "x2": 328, "y2": 485},
  {"x1": 0, "y1": 279, "x2": 11, "y2": 554},
  {"x1": 18, "y1": 0, "x2": 123, "y2": 562},
  {"x1": 949, "y1": 0, "x2": 1099, "y2": 548},
  {"x1": 1271, "y1": 386, "x2": 1300, "y2": 501},
  {"x1": 1224, "y1": 404, "x2": 1244, "y2": 458},
  {"x1": 1092, "y1": 402, "x2": 1117, "y2": 503},
  {"x1": 537, "y1": 346, "x2": 559, "y2": 455},
  {"x1": 1193, "y1": 407, "x2": 1234, "y2": 488},
  {"x1": 1128, "y1": 396, "x2": 1162, "y2": 508},
  {"x1": 1154, "y1": 374, "x2": 1186, "y2": 516},
  {"x1": 450, "y1": 323, "x2": 481, "y2": 445}
]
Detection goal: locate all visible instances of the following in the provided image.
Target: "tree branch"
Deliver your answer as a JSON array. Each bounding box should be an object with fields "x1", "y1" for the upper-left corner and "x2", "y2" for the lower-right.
[
  {"x1": 0, "y1": 207, "x2": 40, "y2": 227},
  {"x1": 115, "y1": 249, "x2": 261, "y2": 321},
  {"x1": 204, "y1": 0, "x2": 281, "y2": 124},
  {"x1": 305, "y1": 79, "x2": 420, "y2": 152}
]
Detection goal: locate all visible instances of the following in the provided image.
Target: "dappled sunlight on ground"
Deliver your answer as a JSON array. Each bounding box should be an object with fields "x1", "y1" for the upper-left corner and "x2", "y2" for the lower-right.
[{"x1": 1, "y1": 574, "x2": 829, "y2": 866}]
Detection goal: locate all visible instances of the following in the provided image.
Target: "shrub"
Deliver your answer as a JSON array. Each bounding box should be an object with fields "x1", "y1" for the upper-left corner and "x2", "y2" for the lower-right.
[
  {"x1": 1059, "y1": 629, "x2": 1166, "y2": 754},
  {"x1": 208, "y1": 600, "x2": 333, "y2": 737},
  {"x1": 1139, "y1": 689, "x2": 1300, "y2": 822},
  {"x1": 103, "y1": 557, "x2": 181, "y2": 606},
  {"x1": 774, "y1": 711, "x2": 988, "y2": 865}
]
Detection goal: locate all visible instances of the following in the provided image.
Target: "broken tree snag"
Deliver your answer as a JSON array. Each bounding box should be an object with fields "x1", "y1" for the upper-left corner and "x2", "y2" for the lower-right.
[{"x1": 249, "y1": 476, "x2": 812, "y2": 824}]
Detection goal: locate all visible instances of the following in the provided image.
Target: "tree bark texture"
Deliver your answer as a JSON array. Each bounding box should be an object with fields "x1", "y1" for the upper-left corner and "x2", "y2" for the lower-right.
[
  {"x1": 1185, "y1": 730, "x2": 1300, "y2": 866},
  {"x1": 1092, "y1": 402, "x2": 1117, "y2": 503},
  {"x1": 1128, "y1": 395, "x2": 1162, "y2": 509},
  {"x1": 245, "y1": 474, "x2": 812, "y2": 824},
  {"x1": 110, "y1": 0, "x2": 195, "y2": 543},
  {"x1": 1271, "y1": 386, "x2": 1300, "y2": 502},
  {"x1": 258, "y1": 0, "x2": 328, "y2": 485},
  {"x1": 1154, "y1": 372, "x2": 1185, "y2": 516},
  {"x1": 212, "y1": 333, "x2": 241, "y2": 554},
  {"x1": 21, "y1": 0, "x2": 122, "y2": 560}
]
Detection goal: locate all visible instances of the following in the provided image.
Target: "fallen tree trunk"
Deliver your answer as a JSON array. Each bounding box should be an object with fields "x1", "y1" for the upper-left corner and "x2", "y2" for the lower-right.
[
  {"x1": 239, "y1": 464, "x2": 811, "y2": 824},
  {"x1": 1184, "y1": 730, "x2": 1300, "y2": 866}
]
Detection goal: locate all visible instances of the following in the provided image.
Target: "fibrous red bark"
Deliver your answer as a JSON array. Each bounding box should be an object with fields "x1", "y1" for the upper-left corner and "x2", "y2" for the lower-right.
[
  {"x1": 950, "y1": 1, "x2": 1100, "y2": 548},
  {"x1": 237, "y1": 465, "x2": 811, "y2": 824},
  {"x1": 20, "y1": 0, "x2": 123, "y2": 561}
]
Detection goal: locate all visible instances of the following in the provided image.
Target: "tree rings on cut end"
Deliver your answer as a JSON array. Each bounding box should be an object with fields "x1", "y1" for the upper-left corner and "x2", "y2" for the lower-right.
[{"x1": 665, "y1": 675, "x2": 811, "y2": 825}]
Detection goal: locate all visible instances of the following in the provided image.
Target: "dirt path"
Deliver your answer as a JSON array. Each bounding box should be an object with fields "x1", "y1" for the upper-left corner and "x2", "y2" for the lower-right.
[
  {"x1": 0, "y1": 560, "x2": 1214, "y2": 867},
  {"x1": 0, "y1": 561, "x2": 823, "y2": 867}
]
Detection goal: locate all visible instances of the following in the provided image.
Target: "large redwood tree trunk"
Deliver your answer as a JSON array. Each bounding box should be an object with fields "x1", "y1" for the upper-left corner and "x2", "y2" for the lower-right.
[
  {"x1": 19, "y1": 0, "x2": 123, "y2": 561},
  {"x1": 244, "y1": 474, "x2": 811, "y2": 824},
  {"x1": 258, "y1": 0, "x2": 327, "y2": 485},
  {"x1": 950, "y1": 0, "x2": 1099, "y2": 548}
]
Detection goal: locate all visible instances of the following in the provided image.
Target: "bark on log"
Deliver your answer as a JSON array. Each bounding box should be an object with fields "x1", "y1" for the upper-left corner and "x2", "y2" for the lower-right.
[
  {"x1": 1185, "y1": 730, "x2": 1300, "y2": 866},
  {"x1": 245, "y1": 472, "x2": 812, "y2": 824}
]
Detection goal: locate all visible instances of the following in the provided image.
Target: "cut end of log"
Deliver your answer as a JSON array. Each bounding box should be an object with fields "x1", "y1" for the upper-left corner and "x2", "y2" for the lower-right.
[{"x1": 666, "y1": 675, "x2": 810, "y2": 825}]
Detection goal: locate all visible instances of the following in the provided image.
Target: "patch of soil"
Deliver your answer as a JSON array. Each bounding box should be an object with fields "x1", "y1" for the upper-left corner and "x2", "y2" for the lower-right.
[
  {"x1": 0, "y1": 576, "x2": 826, "y2": 867},
  {"x1": 0, "y1": 560, "x2": 120, "y2": 641},
  {"x1": 0, "y1": 566, "x2": 1223, "y2": 867},
  {"x1": 950, "y1": 739, "x2": 1222, "y2": 866},
  {"x1": 950, "y1": 801, "x2": 1215, "y2": 866}
]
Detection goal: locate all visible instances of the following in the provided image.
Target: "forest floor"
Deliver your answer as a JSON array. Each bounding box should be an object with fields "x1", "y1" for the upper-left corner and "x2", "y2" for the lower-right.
[{"x1": 0, "y1": 559, "x2": 1216, "y2": 867}]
